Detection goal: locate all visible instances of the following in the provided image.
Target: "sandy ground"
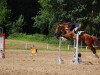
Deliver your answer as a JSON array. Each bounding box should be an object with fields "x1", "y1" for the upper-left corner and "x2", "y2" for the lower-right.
[{"x1": 0, "y1": 50, "x2": 100, "y2": 75}]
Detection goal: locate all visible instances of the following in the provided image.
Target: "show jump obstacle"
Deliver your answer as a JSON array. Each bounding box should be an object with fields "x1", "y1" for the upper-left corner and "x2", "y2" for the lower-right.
[
  {"x1": 57, "y1": 31, "x2": 82, "y2": 64},
  {"x1": 72, "y1": 31, "x2": 82, "y2": 64},
  {"x1": 0, "y1": 27, "x2": 5, "y2": 58},
  {"x1": 57, "y1": 37, "x2": 64, "y2": 64}
]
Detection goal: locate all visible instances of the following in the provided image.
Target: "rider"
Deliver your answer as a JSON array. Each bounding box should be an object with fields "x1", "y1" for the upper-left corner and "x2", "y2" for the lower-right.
[
  {"x1": 60, "y1": 18, "x2": 81, "y2": 33},
  {"x1": 64, "y1": 19, "x2": 82, "y2": 39},
  {"x1": 69, "y1": 22, "x2": 81, "y2": 33}
]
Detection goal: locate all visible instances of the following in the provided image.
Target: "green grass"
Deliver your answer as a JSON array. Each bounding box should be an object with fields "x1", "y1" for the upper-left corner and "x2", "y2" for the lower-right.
[
  {"x1": 6, "y1": 39, "x2": 92, "y2": 52},
  {"x1": 7, "y1": 33, "x2": 95, "y2": 52},
  {"x1": 7, "y1": 33, "x2": 71, "y2": 51}
]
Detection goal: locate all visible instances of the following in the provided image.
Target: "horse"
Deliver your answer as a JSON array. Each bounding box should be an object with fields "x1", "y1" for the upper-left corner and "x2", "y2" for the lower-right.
[{"x1": 55, "y1": 22, "x2": 99, "y2": 58}]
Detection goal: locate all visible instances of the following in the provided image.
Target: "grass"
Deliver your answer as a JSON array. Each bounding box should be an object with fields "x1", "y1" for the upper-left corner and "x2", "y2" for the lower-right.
[
  {"x1": 6, "y1": 39, "x2": 92, "y2": 52},
  {"x1": 6, "y1": 39, "x2": 67, "y2": 51},
  {"x1": 7, "y1": 33, "x2": 96, "y2": 52}
]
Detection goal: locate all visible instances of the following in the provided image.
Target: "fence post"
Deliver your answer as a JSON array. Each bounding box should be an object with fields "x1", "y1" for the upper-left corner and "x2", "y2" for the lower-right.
[
  {"x1": 67, "y1": 45, "x2": 70, "y2": 51},
  {"x1": 47, "y1": 44, "x2": 49, "y2": 50},
  {"x1": 25, "y1": 43, "x2": 28, "y2": 50}
]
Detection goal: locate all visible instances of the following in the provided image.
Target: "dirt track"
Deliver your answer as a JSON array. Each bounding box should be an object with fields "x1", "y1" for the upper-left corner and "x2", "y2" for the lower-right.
[{"x1": 0, "y1": 50, "x2": 100, "y2": 75}]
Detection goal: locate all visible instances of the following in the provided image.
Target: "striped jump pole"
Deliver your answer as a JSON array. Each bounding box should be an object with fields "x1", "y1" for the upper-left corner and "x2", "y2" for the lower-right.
[
  {"x1": 72, "y1": 32, "x2": 82, "y2": 64},
  {"x1": 57, "y1": 37, "x2": 64, "y2": 64},
  {"x1": 0, "y1": 27, "x2": 5, "y2": 58}
]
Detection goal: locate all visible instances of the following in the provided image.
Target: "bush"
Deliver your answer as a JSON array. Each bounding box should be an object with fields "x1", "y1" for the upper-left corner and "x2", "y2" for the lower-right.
[
  {"x1": 8, "y1": 33, "x2": 74, "y2": 46},
  {"x1": 8, "y1": 33, "x2": 58, "y2": 44}
]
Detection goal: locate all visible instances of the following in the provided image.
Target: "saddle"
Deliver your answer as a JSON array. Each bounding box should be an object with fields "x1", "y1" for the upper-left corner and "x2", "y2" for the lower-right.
[{"x1": 73, "y1": 31, "x2": 84, "y2": 39}]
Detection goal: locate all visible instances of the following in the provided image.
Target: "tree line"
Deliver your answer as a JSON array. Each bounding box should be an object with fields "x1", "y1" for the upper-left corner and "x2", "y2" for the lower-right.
[{"x1": 0, "y1": 0, "x2": 100, "y2": 37}]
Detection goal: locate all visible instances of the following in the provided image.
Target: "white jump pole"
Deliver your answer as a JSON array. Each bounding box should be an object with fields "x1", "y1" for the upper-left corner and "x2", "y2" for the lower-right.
[
  {"x1": 72, "y1": 33, "x2": 79, "y2": 64},
  {"x1": 57, "y1": 37, "x2": 63, "y2": 64},
  {"x1": 75, "y1": 33, "x2": 79, "y2": 63}
]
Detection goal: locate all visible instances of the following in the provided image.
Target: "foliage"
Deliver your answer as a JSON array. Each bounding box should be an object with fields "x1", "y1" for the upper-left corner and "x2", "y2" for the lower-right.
[
  {"x1": 0, "y1": 0, "x2": 11, "y2": 32},
  {"x1": 0, "y1": 0, "x2": 100, "y2": 37},
  {"x1": 8, "y1": 33, "x2": 73, "y2": 45},
  {"x1": 33, "y1": 0, "x2": 67, "y2": 35},
  {"x1": 33, "y1": 0, "x2": 100, "y2": 36},
  {"x1": 8, "y1": 33, "x2": 58, "y2": 44},
  {"x1": 11, "y1": 15, "x2": 24, "y2": 33}
]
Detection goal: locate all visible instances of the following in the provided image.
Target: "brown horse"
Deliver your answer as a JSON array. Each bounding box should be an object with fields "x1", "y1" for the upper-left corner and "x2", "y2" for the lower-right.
[{"x1": 55, "y1": 22, "x2": 99, "y2": 58}]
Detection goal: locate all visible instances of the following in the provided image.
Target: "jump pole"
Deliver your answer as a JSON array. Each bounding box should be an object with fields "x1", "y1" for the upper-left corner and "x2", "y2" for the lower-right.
[
  {"x1": 57, "y1": 37, "x2": 63, "y2": 64},
  {"x1": 72, "y1": 32, "x2": 80, "y2": 64},
  {"x1": 0, "y1": 27, "x2": 5, "y2": 58},
  {"x1": 75, "y1": 33, "x2": 79, "y2": 63}
]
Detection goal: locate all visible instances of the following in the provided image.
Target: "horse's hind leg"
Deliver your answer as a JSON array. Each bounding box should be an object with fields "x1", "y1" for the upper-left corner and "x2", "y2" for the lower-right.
[{"x1": 90, "y1": 46, "x2": 99, "y2": 58}]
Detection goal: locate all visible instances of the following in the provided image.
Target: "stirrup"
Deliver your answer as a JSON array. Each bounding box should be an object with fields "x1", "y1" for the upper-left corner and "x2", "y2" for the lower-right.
[{"x1": 78, "y1": 31, "x2": 84, "y2": 35}]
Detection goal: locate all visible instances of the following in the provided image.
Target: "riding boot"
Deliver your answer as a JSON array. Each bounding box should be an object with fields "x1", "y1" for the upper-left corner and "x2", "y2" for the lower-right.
[{"x1": 74, "y1": 27, "x2": 79, "y2": 34}]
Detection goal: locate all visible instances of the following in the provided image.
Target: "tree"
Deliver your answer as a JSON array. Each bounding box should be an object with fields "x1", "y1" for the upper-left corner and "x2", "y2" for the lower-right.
[
  {"x1": 0, "y1": 0, "x2": 11, "y2": 34},
  {"x1": 11, "y1": 15, "x2": 24, "y2": 33},
  {"x1": 33, "y1": 0, "x2": 100, "y2": 36},
  {"x1": 7, "y1": 0, "x2": 40, "y2": 34},
  {"x1": 33, "y1": 0, "x2": 67, "y2": 35}
]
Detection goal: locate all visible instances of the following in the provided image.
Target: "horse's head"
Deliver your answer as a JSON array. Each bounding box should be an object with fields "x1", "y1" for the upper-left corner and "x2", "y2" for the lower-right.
[{"x1": 55, "y1": 23, "x2": 69, "y2": 39}]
